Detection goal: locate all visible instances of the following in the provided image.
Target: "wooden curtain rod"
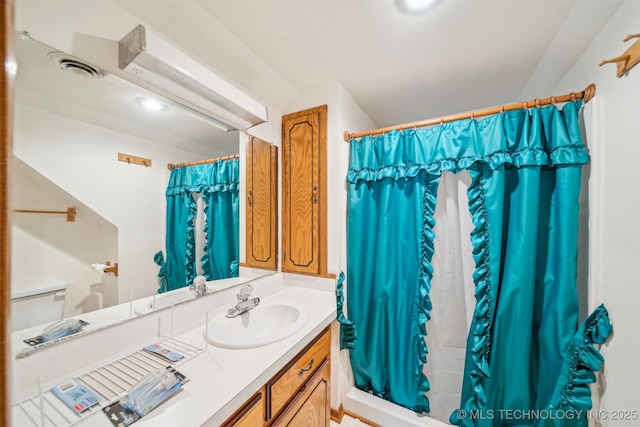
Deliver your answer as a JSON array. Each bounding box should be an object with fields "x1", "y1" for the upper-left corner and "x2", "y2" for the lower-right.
[
  {"x1": 167, "y1": 154, "x2": 240, "y2": 170},
  {"x1": 343, "y1": 84, "x2": 596, "y2": 142},
  {"x1": 14, "y1": 207, "x2": 76, "y2": 222}
]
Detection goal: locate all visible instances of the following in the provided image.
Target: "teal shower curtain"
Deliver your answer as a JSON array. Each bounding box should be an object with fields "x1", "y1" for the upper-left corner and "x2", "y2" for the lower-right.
[
  {"x1": 345, "y1": 99, "x2": 611, "y2": 425},
  {"x1": 347, "y1": 170, "x2": 437, "y2": 413},
  {"x1": 163, "y1": 158, "x2": 239, "y2": 292}
]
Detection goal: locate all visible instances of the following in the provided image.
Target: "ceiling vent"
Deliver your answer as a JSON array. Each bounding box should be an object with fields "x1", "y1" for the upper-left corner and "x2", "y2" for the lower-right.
[{"x1": 48, "y1": 51, "x2": 103, "y2": 79}]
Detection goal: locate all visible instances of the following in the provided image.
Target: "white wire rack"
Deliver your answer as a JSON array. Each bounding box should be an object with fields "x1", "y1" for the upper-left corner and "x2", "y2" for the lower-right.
[{"x1": 12, "y1": 338, "x2": 203, "y2": 427}]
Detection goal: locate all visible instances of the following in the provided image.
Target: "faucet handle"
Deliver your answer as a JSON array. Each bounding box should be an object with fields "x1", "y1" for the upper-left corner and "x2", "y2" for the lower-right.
[{"x1": 238, "y1": 284, "x2": 253, "y2": 299}]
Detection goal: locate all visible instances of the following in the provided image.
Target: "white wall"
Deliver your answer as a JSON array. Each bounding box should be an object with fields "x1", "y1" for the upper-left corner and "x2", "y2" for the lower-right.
[
  {"x1": 11, "y1": 155, "x2": 118, "y2": 319},
  {"x1": 13, "y1": 104, "x2": 213, "y2": 305},
  {"x1": 553, "y1": 0, "x2": 640, "y2": 422}
]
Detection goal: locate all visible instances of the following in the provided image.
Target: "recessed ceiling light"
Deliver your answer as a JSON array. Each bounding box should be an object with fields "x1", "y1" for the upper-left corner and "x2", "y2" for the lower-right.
[
  {"x1": 136, "y1": 97, "x2": 166, "y2": 112},
  {"x1": 396, "y1": 0, "x2": 443, "y2": 14}
]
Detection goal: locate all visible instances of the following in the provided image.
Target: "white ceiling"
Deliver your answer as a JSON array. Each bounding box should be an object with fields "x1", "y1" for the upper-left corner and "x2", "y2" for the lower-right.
[
  {"x1": 116, "y1": 0, "x2": 623, "y2": 128},
  {"x1": 16, "y1": 0, "x2": 624, "y2": 153}
]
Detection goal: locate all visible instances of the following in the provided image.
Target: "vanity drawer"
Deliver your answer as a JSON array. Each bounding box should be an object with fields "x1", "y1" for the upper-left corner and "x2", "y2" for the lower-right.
[
  {"x1": 270, "y1": 359, "x2": 330, "y2": 427},
  {"x1": 267, "y1": 327, "x2": 331, "y2": 418}
]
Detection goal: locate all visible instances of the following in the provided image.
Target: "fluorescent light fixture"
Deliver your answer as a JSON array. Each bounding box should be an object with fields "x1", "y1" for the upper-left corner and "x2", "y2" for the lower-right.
[{"x1": 119, "y1": 25, "x2": 268, "y2": 131}]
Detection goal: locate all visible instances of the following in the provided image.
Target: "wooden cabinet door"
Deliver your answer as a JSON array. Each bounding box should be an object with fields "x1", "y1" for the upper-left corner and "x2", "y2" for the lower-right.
[
  {"x1": 246, "y1": 136, "x2": 278, "y2": 270},
  {"x1": 271, "y1": 361, "x2": 330, "y2": 427},
  {"x1": 281, "y1": 105, "x2": 327, "y2": 276}
]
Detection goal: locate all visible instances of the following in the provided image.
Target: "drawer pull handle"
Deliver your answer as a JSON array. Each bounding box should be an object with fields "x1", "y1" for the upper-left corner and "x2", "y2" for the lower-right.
[{"x1": 298, "y1": 358, "x2": 314, "y2": 376}]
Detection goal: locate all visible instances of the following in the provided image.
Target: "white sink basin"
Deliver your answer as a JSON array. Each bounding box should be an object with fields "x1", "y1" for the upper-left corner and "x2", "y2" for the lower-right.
[{"x1": 205, "y1": 299, "x2": 309, "y2": 349}]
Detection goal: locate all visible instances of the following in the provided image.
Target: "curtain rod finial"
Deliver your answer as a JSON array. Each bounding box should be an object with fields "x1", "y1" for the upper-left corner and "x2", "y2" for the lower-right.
[
  {"x1": 344, "y1": 131, "x2": 351, "y2": 142},
  {"x1": 583, "y1": 84, "x2": 596, "y2": 103}
]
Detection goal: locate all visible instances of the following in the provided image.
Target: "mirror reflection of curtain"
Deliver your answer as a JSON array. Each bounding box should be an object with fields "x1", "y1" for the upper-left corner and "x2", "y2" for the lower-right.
[
  {"x1": 344, "y1": 99, "x2": 612, "y2": 426},
  {"x1": 162, "y1": 158, "x2": 239, "y2": 292},
  {"x1": 201, "y1": 160, "x2": 240, "y2": 281}
]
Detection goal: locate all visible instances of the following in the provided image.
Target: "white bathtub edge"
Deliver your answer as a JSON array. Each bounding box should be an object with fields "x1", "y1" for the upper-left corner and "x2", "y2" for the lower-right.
[{"x1": 343, "y1": 387, "x2": 452, "y2": 427}]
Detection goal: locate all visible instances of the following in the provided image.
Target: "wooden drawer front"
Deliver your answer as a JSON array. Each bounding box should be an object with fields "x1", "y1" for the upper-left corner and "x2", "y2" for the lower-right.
[
  {"x1": 271, "y1": 360, "x2": 330, "y2": 427},
  {"x1": 269, "y1": 329, "x2": 331, "y2": 417},
  {"x1": 222, "y1": 390, "x2": 264, "y2": 427}
]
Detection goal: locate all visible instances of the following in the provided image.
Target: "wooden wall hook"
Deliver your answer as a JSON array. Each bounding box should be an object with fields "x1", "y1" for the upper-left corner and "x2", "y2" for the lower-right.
[
  {"x1": 600, "y1": 32, "x2": 640, "y2": 77},
  {"x1": 599, "y1": 54, "x2": 630, "y2": 67},
  {"x1": 118, "y1": 152, "x2": 152, "y2": 167},
  {"x1": 623, "y1": 33, "x2": 640, "y2": 42},
  {"x1": 104, "y1": 261, "x2": 118, "y2": 277}
]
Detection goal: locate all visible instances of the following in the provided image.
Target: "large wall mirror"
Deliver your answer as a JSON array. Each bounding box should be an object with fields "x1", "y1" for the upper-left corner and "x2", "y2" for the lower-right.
[{"x1": 10, "y1": 32, "x2": 276, "y2": 357}]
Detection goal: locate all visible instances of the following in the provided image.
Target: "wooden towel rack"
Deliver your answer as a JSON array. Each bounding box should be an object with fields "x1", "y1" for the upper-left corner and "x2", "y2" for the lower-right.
[{"x1": 14, "y1": 207, "x2": 76, "y2": 222}]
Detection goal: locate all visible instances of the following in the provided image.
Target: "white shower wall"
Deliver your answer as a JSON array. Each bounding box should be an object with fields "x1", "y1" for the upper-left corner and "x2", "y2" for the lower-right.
[{"x1": 551, "y1": 0, "x2": 640, "y2": 421}]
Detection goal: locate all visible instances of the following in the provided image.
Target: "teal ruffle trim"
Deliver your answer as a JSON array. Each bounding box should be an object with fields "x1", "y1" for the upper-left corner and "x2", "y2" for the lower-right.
[
  {"x1": 201, "y1": 195, "x2": 212, "y2": 280},
  {"x1": 450, "y1": 171, "x2": 493, "y2": 426},
  {"x1": 153, "y1": 251, "x2": 169, "y2": 293},
  {"x1": 184, "y1": 196, "x2": 198, "y2": 288},
  {"x1": 413, "y1": 175, "x2": 440, "y2": 414},
  {"x1": 166, "y1": 182, "x2": 238, "y2": 196},
  {"x1": 346, "y1": 145, "x2": 588, "y2": 184},
  {"x1": 549, "y1": 304, "x2": 612, "y2": 412},
  {"x1": 335, "y1": 272, "x2": 356, "y2": 351}
]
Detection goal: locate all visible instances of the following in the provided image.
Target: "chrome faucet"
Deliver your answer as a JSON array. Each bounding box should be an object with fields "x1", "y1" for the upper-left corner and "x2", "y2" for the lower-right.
[
  {"x1": 226, "y1": 284, "x2": 260, "y2": 318},
  {"x1": 189, "y1": 275, "x2": 208, "y2": 298}
]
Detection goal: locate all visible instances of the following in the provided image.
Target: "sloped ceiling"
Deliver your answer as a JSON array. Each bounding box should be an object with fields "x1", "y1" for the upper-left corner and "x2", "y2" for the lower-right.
[{"x1": 117, "y1": 0, "x2": 622, "y2": 128}]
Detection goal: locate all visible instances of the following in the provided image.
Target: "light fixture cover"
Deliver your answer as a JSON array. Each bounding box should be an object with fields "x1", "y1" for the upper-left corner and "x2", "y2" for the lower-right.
[
  {"x1": 395, "y1": 0, "x2": 443, "y2": 14},
  {"x1": 119, "y1": 25, "x2": 268, "y2": 131}
]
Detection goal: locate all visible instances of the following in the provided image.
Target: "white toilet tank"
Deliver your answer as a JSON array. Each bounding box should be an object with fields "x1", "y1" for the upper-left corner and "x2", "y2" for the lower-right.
[{"x1": 10, "y1": 281, "x2": 68, "y2": 331}]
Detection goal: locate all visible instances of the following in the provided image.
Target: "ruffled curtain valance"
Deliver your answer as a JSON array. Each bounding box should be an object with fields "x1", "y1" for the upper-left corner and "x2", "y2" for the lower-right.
[
  {"x1": 347, "y1": 100, "x2": 587, "y2": 184},
  {"x1": 166, "y1": 157, "x2": 239, "y2": 195}
]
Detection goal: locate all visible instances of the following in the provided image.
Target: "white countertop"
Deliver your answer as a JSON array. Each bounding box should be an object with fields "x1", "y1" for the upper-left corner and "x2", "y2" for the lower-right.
[
  {"x1": 137, "y1": 286, "x2": 336, "y2": 427},
  {"x1": 12, "y1": 282, "x2": 337, "y2": 427}
]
